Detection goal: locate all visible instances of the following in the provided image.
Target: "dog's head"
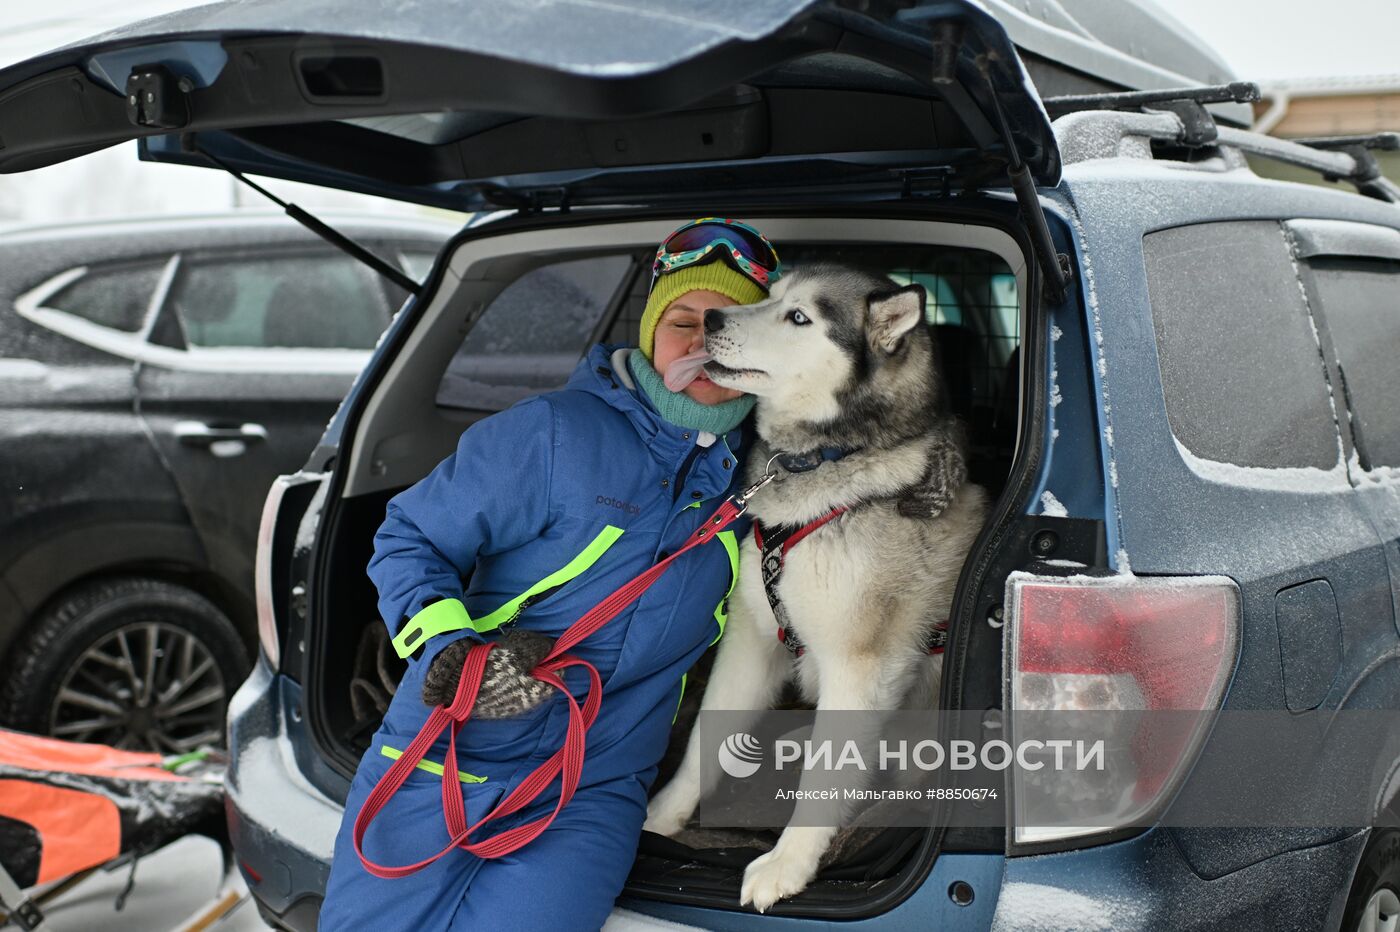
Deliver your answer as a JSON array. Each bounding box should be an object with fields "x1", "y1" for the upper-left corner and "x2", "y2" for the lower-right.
[{"x1": 702, "y1": 263, "x2": 940, "y2": 439}]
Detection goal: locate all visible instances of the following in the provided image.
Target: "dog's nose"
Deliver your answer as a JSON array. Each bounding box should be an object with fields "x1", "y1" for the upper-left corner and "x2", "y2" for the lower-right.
[{"x1": 704, "y1": 308, "x2": 725, "y2": 333}]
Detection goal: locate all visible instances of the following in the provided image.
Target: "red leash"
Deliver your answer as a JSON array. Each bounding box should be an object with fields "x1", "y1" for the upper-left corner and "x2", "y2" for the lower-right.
[{"x1": 354, "y1": 476, "x2": 773, "y2": 878}]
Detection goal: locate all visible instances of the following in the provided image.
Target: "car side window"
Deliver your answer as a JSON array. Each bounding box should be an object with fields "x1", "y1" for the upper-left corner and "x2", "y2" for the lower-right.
[
  {"x1": 436, "y1": 255, "x2": 634, "y2": 411},
  {"x1": 45, "y1": 261, "x2": 165, "y2": 333},
  {"x1": 1300, "y1": 257, "x2": 1400, "y2": 468},
  {"x1": 167, "y1": 252, "x2": 390, "y2": 349},
  {"x1": 1143, "y1": 221, "x2": 1340, "y2": 470}
]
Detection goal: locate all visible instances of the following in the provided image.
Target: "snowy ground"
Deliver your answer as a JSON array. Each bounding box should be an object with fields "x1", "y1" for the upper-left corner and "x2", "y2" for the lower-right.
[
  {"x1": 27, "y1": 835, "x2": 268, "y2": 931},
  {"x1": 28, "y1": 834, "x2": 698, "y2": 930}
]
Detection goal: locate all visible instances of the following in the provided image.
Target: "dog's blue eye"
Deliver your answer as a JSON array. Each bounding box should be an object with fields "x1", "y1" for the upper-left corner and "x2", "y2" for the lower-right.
[{"x1": 787, "y1": 309, "x2": 811, "y2": 326}]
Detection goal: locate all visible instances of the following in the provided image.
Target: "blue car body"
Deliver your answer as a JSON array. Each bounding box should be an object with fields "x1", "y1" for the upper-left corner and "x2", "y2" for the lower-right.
[{"x1": 223, "y1": 158, "x2": 1399, "y2": 929}]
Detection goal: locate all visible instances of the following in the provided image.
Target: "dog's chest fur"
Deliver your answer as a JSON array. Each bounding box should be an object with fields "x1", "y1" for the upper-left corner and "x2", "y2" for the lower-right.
[{"x1": 734, "y1": 446, "x2": 988, "y2": 704}]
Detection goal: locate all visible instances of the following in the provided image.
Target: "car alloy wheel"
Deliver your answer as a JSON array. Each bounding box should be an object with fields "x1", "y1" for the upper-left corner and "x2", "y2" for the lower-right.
[{"x1": 49, "y1": 620, "x2": 229, "y2": 753}]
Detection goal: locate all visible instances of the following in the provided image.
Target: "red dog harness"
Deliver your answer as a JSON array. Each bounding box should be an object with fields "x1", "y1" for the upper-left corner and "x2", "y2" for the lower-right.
[
  {"x1": 354, "y1": 476, "x2": 772, "y2": 878},
  {"x1": 754, "y1": 507, "x2": 949, "y2": 658}
]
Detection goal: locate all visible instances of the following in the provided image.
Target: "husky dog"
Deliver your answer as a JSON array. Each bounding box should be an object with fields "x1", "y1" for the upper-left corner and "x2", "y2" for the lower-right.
[{"x1": 643, "y1": 264, "x2": 989, "y2": 912}]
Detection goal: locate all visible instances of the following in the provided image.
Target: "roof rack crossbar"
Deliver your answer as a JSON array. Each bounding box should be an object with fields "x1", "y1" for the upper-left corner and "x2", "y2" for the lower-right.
[
  {"x1": 1287, "y1": 132, "x2": 1400, "y2": 199},
  {"x1": 1292, "y1": 132, "x2": 1400, "y2": 152},
  {"x1": 1045, "y1": 82, "x2": 1260, "y2": 148},
  {"x1": 1215, "y1": 127, "x2": 1400, "y2": 203},
  {"x1": 1051, "y1": 99, "x2": 1400, "y2": 204},
  {"x1": 1043, "y1": 82, "x2": 1260, "y2": 117}
]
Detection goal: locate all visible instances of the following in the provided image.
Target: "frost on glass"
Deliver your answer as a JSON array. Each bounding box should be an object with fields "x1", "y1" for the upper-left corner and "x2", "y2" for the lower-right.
[
  {"x1": 1143, "y1": 221, "x2": 1340, "y2": 472},
  {"x1": 47, "y1": 261, "x2": 163, "y2": 333},
  {"x1": 435, "y1": 255, "x2": 631, "y2": 412},
  {"x1": 1305, "y1": 258, "x2": 1400, "y2": 468}
]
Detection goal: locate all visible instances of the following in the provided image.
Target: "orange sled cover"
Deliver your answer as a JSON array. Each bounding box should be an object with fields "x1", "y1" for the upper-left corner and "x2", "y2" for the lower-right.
[{"x1": 0, "y1": 730, "x2": 224, "y2": 887}]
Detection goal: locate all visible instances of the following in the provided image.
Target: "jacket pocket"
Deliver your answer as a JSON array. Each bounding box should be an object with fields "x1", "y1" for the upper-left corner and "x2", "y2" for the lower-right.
[
  {"x1": 354, "y1": 735, "x2": 509, "y2": 871},
  {"x1": 378, "y1": 742, "x2": 490, "y2": 785}
]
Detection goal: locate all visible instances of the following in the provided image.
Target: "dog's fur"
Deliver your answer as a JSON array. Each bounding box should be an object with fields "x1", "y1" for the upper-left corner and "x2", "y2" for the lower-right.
[{"x1": 643, "y1": 264, "x2": 989, "y2": 912}]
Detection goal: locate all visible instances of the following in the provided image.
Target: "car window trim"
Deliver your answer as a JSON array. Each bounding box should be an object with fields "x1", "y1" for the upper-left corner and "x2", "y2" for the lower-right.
[
  {"x1": 1284, "y1": 218, "x2": 1400, "y2": 263},
  {"x1": 15, "y1": 272, "x2": 371, "y2": 374},
  {"x1": 396, "y1": 248, "x2": 439, "y2": 283},
  {"x1": 17, "y1": 259, "x2": 173, "y2": 339},
  {"x1": 1288, "y1": 224, "x2": 1400, "y2": 474},
  {"x1": 141, "y1": 254, "x2": 184, "y2": 348}
]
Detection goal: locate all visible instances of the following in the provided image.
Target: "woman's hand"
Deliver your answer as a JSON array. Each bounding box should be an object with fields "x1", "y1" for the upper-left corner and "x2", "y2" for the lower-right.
[{"x1": 421, "y1": 629, "x2": 557, "y2": 717}]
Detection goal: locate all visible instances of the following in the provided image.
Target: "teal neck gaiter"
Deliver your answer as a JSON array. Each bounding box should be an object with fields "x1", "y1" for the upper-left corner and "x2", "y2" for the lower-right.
[{"x1": 627, "y1": 348, "x2": 754, "y2": 435}]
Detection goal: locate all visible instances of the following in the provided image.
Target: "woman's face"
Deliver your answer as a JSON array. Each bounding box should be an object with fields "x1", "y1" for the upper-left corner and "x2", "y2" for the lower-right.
[{"x1": 651, "y1": 289, "x2": 745, "y2": 406}]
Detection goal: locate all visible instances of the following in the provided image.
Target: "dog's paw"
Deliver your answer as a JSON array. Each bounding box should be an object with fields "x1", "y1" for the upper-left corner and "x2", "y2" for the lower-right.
[
  {"x1": 643, "y1": 790, "x2": 692, "y2": 837},
  {"x1": 641, "y1": 807, "x2": 687, "y2": 838},
  {"x1": 740, "y1": 846, "x2": 819, "y2": 913}
]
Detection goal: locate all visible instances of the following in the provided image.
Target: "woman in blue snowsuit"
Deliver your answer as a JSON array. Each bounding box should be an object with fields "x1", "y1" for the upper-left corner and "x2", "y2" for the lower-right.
[{"x1": 320, "y1": 219, "x2": 781, "y2": 931}]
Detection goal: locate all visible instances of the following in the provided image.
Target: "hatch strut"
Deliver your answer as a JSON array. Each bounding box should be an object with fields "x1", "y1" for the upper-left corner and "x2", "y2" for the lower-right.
[
  {"x1": 917, "y1": 19, "x2": 1072, "y2": 301},
  {"x1": 920, "y1": 27, "x2": 1072, "y2": 305},
  {"x1": 975, "y1": 65, "x2": 1073, "y2": 304},
  {"x1": 193, "y1": 143, "x2": 421, "y2": 296}
]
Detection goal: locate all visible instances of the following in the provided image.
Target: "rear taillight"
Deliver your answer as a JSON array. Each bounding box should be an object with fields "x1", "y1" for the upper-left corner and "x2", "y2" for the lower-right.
[
  {"x1": 1006, "y1": 572, "x2": 1240, "y2": 845},
  {"x1": 254, "y1": 477, "x2": 293, "y2": 668}
]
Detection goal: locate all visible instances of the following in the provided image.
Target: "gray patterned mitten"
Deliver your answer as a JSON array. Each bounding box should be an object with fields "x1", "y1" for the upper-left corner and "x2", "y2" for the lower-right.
[{"x1": 421, "y1": 629, "x2": 556, "y2": 718}]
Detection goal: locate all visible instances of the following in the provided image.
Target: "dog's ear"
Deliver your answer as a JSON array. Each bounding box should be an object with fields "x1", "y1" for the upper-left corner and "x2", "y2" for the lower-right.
[{"x1": 868, "y1": 284, "x2": 926, "y2": 355}]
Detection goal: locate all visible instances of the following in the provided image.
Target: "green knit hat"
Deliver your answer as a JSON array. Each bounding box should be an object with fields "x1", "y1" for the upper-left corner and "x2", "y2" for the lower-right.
[{"x1": 639, "y1": 258, "x2": 768, "y2": 359}]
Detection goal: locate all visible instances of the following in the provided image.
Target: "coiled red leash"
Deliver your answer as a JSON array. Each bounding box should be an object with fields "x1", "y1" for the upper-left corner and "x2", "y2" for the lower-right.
[{"x1": 354, "y1": 474, "x2": 773, "y2": 877}]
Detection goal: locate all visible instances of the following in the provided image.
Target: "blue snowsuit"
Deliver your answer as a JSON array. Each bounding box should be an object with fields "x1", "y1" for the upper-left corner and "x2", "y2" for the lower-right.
[{"x1": 321, "y1": 343, "x2": 748, "y2": 931}]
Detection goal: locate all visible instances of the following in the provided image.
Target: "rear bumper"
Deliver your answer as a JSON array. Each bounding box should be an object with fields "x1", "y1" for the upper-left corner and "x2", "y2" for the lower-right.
[
  {"x1": 225, "y1": 659, "x2": 343, "y2": 931},
  {"x1": 629, "y1": 828, "x2": 1367, "y2": 930},
  {"x1": 991, "y1": 828, "x2": 1366, "y2": 931}
]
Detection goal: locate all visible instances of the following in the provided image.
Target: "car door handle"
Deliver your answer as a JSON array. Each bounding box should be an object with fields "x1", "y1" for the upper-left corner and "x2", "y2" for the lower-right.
[{"x1": 172, "y1": 421, "x2": 269, "y2": 446}]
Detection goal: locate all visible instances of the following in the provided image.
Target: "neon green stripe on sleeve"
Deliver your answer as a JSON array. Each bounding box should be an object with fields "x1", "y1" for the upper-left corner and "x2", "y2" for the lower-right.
[
  {"x1": 391, "y1": 598, "x2": 472, "y2": 659},
  {"x1": 389, "y1": 525, "x2": 625, "y2": 659}
]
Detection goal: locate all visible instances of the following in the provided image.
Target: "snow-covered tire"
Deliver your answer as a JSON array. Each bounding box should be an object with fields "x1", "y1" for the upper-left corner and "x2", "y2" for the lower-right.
[
  {"x1": 0, "y1": 576, "x2": 250, "y2": 752},
  {"x1": 1343, "y1": 829, "x2": 1400, "y2": 932}
]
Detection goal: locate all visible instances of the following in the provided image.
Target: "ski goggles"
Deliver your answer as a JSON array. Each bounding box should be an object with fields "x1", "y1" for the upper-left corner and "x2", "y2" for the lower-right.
[{"x1": 649, "y1": 217, "x2": 781, "y2": 294}]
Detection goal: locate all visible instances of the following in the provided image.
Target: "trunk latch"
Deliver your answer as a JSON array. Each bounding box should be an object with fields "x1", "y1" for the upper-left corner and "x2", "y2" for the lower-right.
[{"x1": 125, "y1": 64, "x2": 192, "y2": 130}]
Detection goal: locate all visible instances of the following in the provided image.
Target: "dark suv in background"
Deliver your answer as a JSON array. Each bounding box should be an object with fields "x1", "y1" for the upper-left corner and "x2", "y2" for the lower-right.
[{"x1": 0, "y1": 212, "x2": 452, "y2": 751}]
